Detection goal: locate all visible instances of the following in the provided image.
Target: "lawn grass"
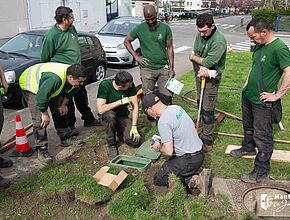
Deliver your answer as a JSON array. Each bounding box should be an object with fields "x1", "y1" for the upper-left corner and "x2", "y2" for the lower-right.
[{"x1": 1, "y1": 52, "x2": 290, "y2": 219}]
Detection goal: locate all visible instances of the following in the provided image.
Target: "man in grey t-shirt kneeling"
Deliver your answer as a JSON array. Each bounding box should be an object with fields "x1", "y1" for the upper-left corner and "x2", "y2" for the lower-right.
[{"x1": 142, "y1": 93, "x2": 212, "y2": 196}]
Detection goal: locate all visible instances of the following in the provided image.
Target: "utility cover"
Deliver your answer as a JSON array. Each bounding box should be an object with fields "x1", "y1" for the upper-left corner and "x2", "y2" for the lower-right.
[{"x1": 136, "y1": 140, "x2": 161, "y2": 161}]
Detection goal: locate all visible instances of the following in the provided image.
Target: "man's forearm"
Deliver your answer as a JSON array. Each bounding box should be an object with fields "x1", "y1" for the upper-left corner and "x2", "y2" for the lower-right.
[
  {"x1": 190, "y1": 54, "x2": 204, "y2": 66},
  {"x1": 167, "y1": 44, "x2": 174, "y2": 70},
  {"x1": 275, "y1": 68, "x2": 290, "y2": 99},
  {"x1": 124, "y1": 37, "x2": 138, "y2": 58}
]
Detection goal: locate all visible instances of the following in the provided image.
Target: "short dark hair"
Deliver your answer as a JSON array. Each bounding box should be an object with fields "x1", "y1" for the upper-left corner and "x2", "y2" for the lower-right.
[
  {"x1": 196, "y1": 13, "x2": 214, "y2": 28},
  {"x1": 54, "y1": 6, "x2": 73, "y2": 24},
  {"x1": 67, "y1": 64, "x2": 87, "y2": 79},
  {"x1": 114, "y1": 71, "x2": 133, "y2": 87},
  {"x1": 246, "y1": 16, "x2": 273, "y2": 32}
]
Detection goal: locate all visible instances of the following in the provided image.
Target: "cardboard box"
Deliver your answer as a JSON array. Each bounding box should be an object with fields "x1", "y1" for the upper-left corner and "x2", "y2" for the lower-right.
[{"x1": 93, "y1": 166, "x2": 128, "y2": 191}]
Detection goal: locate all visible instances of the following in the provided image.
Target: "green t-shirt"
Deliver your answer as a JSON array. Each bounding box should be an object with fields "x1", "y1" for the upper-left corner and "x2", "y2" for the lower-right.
[
  {"x1": 130, "y1": 22, "x2": 172, "y2": 70},
  {"x1": 243, "y1": 38, "x2": 290, "y2": 104},
  {"x1": 193, "y1": 28, "x2": 227, "y2": 76},
  {"x1": 97, "y1": 79, "x2": 137, "y2": 117},
  {"x1": 41, "y1": 25, "x2": 81, "y2": 65}
]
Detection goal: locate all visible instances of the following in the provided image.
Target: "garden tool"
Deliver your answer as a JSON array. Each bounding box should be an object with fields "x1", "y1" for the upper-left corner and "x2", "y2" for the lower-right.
[{"x1": 196, "y1": 77, "x2": 206, "y2": 132}]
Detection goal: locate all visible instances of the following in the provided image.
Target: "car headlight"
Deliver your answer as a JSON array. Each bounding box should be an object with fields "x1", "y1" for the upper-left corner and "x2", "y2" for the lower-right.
[
  {"x1": 4, "y1": 70, "x2": 16, "y2": 84},
  {"x1": 117, "y1": 43, "x2": 126, "y2": 49}
]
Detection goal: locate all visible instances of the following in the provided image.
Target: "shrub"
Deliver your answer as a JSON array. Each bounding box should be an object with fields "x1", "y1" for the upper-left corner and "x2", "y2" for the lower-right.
[{"x1": 252, "y1": 8, "x2": 279, "y2": 23}]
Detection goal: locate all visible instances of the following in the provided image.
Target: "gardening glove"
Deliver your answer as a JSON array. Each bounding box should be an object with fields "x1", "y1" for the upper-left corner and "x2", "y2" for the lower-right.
[
  {"x1": 120, "y1": 97, "x2": 131, "y2": 105},
  {"x1": 130, "y1": 125, "x2": 141, "y2": 142}
]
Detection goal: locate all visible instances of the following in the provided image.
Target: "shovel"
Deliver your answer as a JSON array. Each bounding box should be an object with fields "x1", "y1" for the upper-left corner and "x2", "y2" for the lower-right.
[{"x1": 196, "y1": 77, "x2": 206, "y2": 132}]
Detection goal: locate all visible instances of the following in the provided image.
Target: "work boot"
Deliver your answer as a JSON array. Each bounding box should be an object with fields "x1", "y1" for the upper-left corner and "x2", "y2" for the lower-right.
[
  {"x1": 230, "y1": 147, "x2": 256, "y2": 158},
  {"x1": 84, "y1": 119, "x2": 102, "y2": 127},
  {"x1": 188, "y1": 169, "x2": 213, "y2": 198},
  {"x1": 0, "y1": 157, "x2": 13, "y2": 168},
  {"x1": 37, "y1": 149, "x2": 53, "y2": 165},
  {"x1": 60, "y1": 137, "x2": 85, "y2": 148},
  {"x1": 69, "y1": 126, "x2": 79, "y2": 136},
  {"x1": 0, "y1": 176, "x2": 11, "y2": 189},
  {"x1": 241, "y1": 170, "x2": 268, "y2": 184},
  {"x1": 198, "y1": 169, "x2": 213, "y2": 198},
  {"x1": 107, "y1": 145, "x2": 118, "y2": 160}
]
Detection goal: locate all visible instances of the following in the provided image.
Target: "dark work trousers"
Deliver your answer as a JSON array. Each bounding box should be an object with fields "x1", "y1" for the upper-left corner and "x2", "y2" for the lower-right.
[
  {"x1": 242, "y1": 94, "x2": 273, "y2": 175},
  {"x1": 67, "y1": 86, "x2": 95, "y2": 127},
  {"x1": 23, "y1": 91, "x2": 71, "y2": 150},
  {"x1": 140, "y1": 67, "x2": 173, "y2": 105},
  {"x1": 102, "y1": 110, "x2": 131, "y2": 145},
  {"x1": 154, "y1": 152, "x2": 204, "y2": 187},
  {"x1": 196, "y1": 76, "x2": 220, "y2": 145}
]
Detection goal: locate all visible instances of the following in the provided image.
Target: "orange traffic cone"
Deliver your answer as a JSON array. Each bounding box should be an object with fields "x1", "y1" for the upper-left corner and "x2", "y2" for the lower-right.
[
  {"x1": 10, "y1": 114, "x2": 34, "y2": 157},
  {"x1": 228, "y1": 43, "x2": 234, "y2": 52}
]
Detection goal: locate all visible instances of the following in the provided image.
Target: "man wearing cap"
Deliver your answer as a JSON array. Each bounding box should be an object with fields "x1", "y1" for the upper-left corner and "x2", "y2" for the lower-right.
[
  {"x1": 142, "y1": 93, "x2": 209, "y2": 193},
  {"x1": 96, "y1": 71, "x2": 141, "y2": 159}
]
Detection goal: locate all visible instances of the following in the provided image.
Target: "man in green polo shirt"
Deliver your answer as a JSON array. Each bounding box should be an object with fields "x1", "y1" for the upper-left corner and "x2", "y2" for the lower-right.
[
  {"x1": 230, "y1": 17, "x2": 290, "y2": 183},
  {"x1": 189, "y1": 13, "x2": 227, "y2": 151},
  {"x1": 96, "y1": 71, "x2": 141, "y2": 159},
  {"x1": 124, "y1": 5, "x2": 175, "y2": 106}
]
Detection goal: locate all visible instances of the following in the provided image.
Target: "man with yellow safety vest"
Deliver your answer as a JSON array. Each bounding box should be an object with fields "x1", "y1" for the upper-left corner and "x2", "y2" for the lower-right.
[{"x1": 19, "y1": 62, "x2": 87, "y2": 165}]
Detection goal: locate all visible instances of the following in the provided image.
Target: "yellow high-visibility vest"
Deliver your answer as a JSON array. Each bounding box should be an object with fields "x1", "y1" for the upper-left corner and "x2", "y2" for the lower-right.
[{"x1": 19, "y1": 62, "x2": 73, "y2": 98}]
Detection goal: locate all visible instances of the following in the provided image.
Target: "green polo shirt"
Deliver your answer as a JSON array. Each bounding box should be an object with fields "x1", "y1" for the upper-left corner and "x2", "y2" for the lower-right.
[
  {"x1": 97, "y1": 79, "x2": 137, "y2": 117},
  {"x1": 243, "y1": 38, "x2": 290, "y2": 104},
  {"x1": 129, "y1": 22, "x2": 172, "y2": 70}
]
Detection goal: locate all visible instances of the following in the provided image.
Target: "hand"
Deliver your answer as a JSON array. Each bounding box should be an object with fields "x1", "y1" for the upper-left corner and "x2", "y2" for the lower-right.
[
  {"x1": 151, "y1": 141, "x2": 161, "y2": 152},
  {"x1": 120, "y1": 97, "x2": 131, "y2": 105},
  {"x1": 169, "y1": 68, "x2": 175, "y2": 78},
  {"x1": 1, "y1": 81, "x2": 9, "y2": 94},
  {"x1": 260, "y1": 91, "x2": 278, "y2": 102},
  {"x1": 58, "y1": 104, "x2": 68, "y2": 116},
  {"x1": 198, "y1": 66, "x2": 209, "y2": 77},
  {"x1": 40, "y1": 112, "x2": 50, "y2": 128},
  {"x1": 189, "y1": 51, "x2": 196, "y2": 62},
  {"x1": 134, "y1": 54, "x2": 149, "y2": 66},
  {"x1": 129, "y1": 125, "x2": 141, "y2": 141}
]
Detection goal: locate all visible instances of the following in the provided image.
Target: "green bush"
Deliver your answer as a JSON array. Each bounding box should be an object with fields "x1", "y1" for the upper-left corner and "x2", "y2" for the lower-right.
[{"x1": 252, "y1": 8, "x2": 279, "y2": 23}]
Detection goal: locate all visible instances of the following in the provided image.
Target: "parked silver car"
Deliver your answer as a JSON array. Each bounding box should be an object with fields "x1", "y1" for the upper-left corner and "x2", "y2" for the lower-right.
[{"x1": 96, "y1": 16, "x2": 143, "y2": 67}]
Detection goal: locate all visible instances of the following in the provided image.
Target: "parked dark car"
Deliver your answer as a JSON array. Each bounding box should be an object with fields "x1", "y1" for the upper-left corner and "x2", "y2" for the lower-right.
[{"x1": 0, "y1": 30, "x2": 107, "y2": 107}]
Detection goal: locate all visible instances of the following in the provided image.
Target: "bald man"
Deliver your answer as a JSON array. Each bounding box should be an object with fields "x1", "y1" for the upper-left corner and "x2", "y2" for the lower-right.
[{"x1": 124, "y1": 5, "x2": 175, "y2": 106}]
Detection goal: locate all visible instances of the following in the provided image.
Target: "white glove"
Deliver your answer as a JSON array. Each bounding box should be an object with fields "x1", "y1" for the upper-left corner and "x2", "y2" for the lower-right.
[{"x1": 208, "y1": 70, "x2": 218, "y2": 79}]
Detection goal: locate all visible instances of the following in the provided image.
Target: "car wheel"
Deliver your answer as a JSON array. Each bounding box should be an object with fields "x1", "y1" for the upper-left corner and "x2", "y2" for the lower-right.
[
  {"x1": 132, "y1": 49, "x2": 141, "y2": 67},
  {"x1": 96, "y1": 63, "x2": 106, "y2": 81}
]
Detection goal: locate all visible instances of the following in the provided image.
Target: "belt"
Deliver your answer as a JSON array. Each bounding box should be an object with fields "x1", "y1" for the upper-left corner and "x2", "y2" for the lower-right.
[{"x1": 189, "y1": 149, "x2": 204, "y2": 156}]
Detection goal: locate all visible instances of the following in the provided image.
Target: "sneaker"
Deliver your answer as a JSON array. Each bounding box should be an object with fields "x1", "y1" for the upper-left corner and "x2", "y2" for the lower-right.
[
  {"x1": 0, "y1": 176, "x2": 11, "y2": 189},
  {"x1": 69, "y1": 127, "x2": 79, "y2": 136},
  {"x1": 84, "y1": 119, "x2": 102, "y2": 127},
  {"x1": 38, "y1": 149, "x2": 53, "y2": 165},
  {"x1": 60, "y1": 137, "x2": 85, "y2": 148},
  {"x1": 198, "y1": 169, "x2": 213, "y2": 198},
  {"x1": 230, "y1": 147, "x2": 256, "y2": 158},
  {"x1": 241, "y1": 170, "x2": 268, "y2": 184},
  {"x1": 0, "y1": 157, "x2": 13, "y2": 168},
  {"x1": 108, "y1": 145, "x2": 118, "y2": 159}
]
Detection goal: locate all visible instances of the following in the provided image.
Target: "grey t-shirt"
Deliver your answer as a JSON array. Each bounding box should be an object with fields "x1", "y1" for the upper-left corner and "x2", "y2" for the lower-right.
[{"x1": 158, "y1": 105, "x2": 203, "y2": 156}]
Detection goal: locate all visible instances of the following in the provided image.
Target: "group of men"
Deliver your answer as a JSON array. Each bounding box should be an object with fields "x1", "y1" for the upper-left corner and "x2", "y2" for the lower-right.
[{"x1": 0, "y1": 4, "x2": 289, "y2": 194}]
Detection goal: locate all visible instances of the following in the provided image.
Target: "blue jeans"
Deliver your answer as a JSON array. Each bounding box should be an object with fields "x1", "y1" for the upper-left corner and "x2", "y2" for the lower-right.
[{"x1": 242, "y1": 94, "x2": 273, "y2": 175}]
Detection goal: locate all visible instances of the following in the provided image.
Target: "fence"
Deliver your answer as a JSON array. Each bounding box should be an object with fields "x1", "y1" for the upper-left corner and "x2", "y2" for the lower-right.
[{"x1": 275, "y1": 15, "x2": 290, "y2": 32}]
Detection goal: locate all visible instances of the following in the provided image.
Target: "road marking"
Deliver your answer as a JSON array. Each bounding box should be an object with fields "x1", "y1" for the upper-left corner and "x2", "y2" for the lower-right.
[
  {"x1": 221, "y1": 24, "x2": 228, "y2": 27},
  {"x1": 174, "y1": 46, "x2": 191, "y2": 53}
]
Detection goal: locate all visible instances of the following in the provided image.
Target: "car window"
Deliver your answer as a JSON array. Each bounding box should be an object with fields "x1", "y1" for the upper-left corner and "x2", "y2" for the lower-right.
[
  {"x1": 98, "y1": 19, "x2": 142, "y2": 36},
  {"x1": 0, "y1": 33, "x2": 42, "y2": 58}
]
